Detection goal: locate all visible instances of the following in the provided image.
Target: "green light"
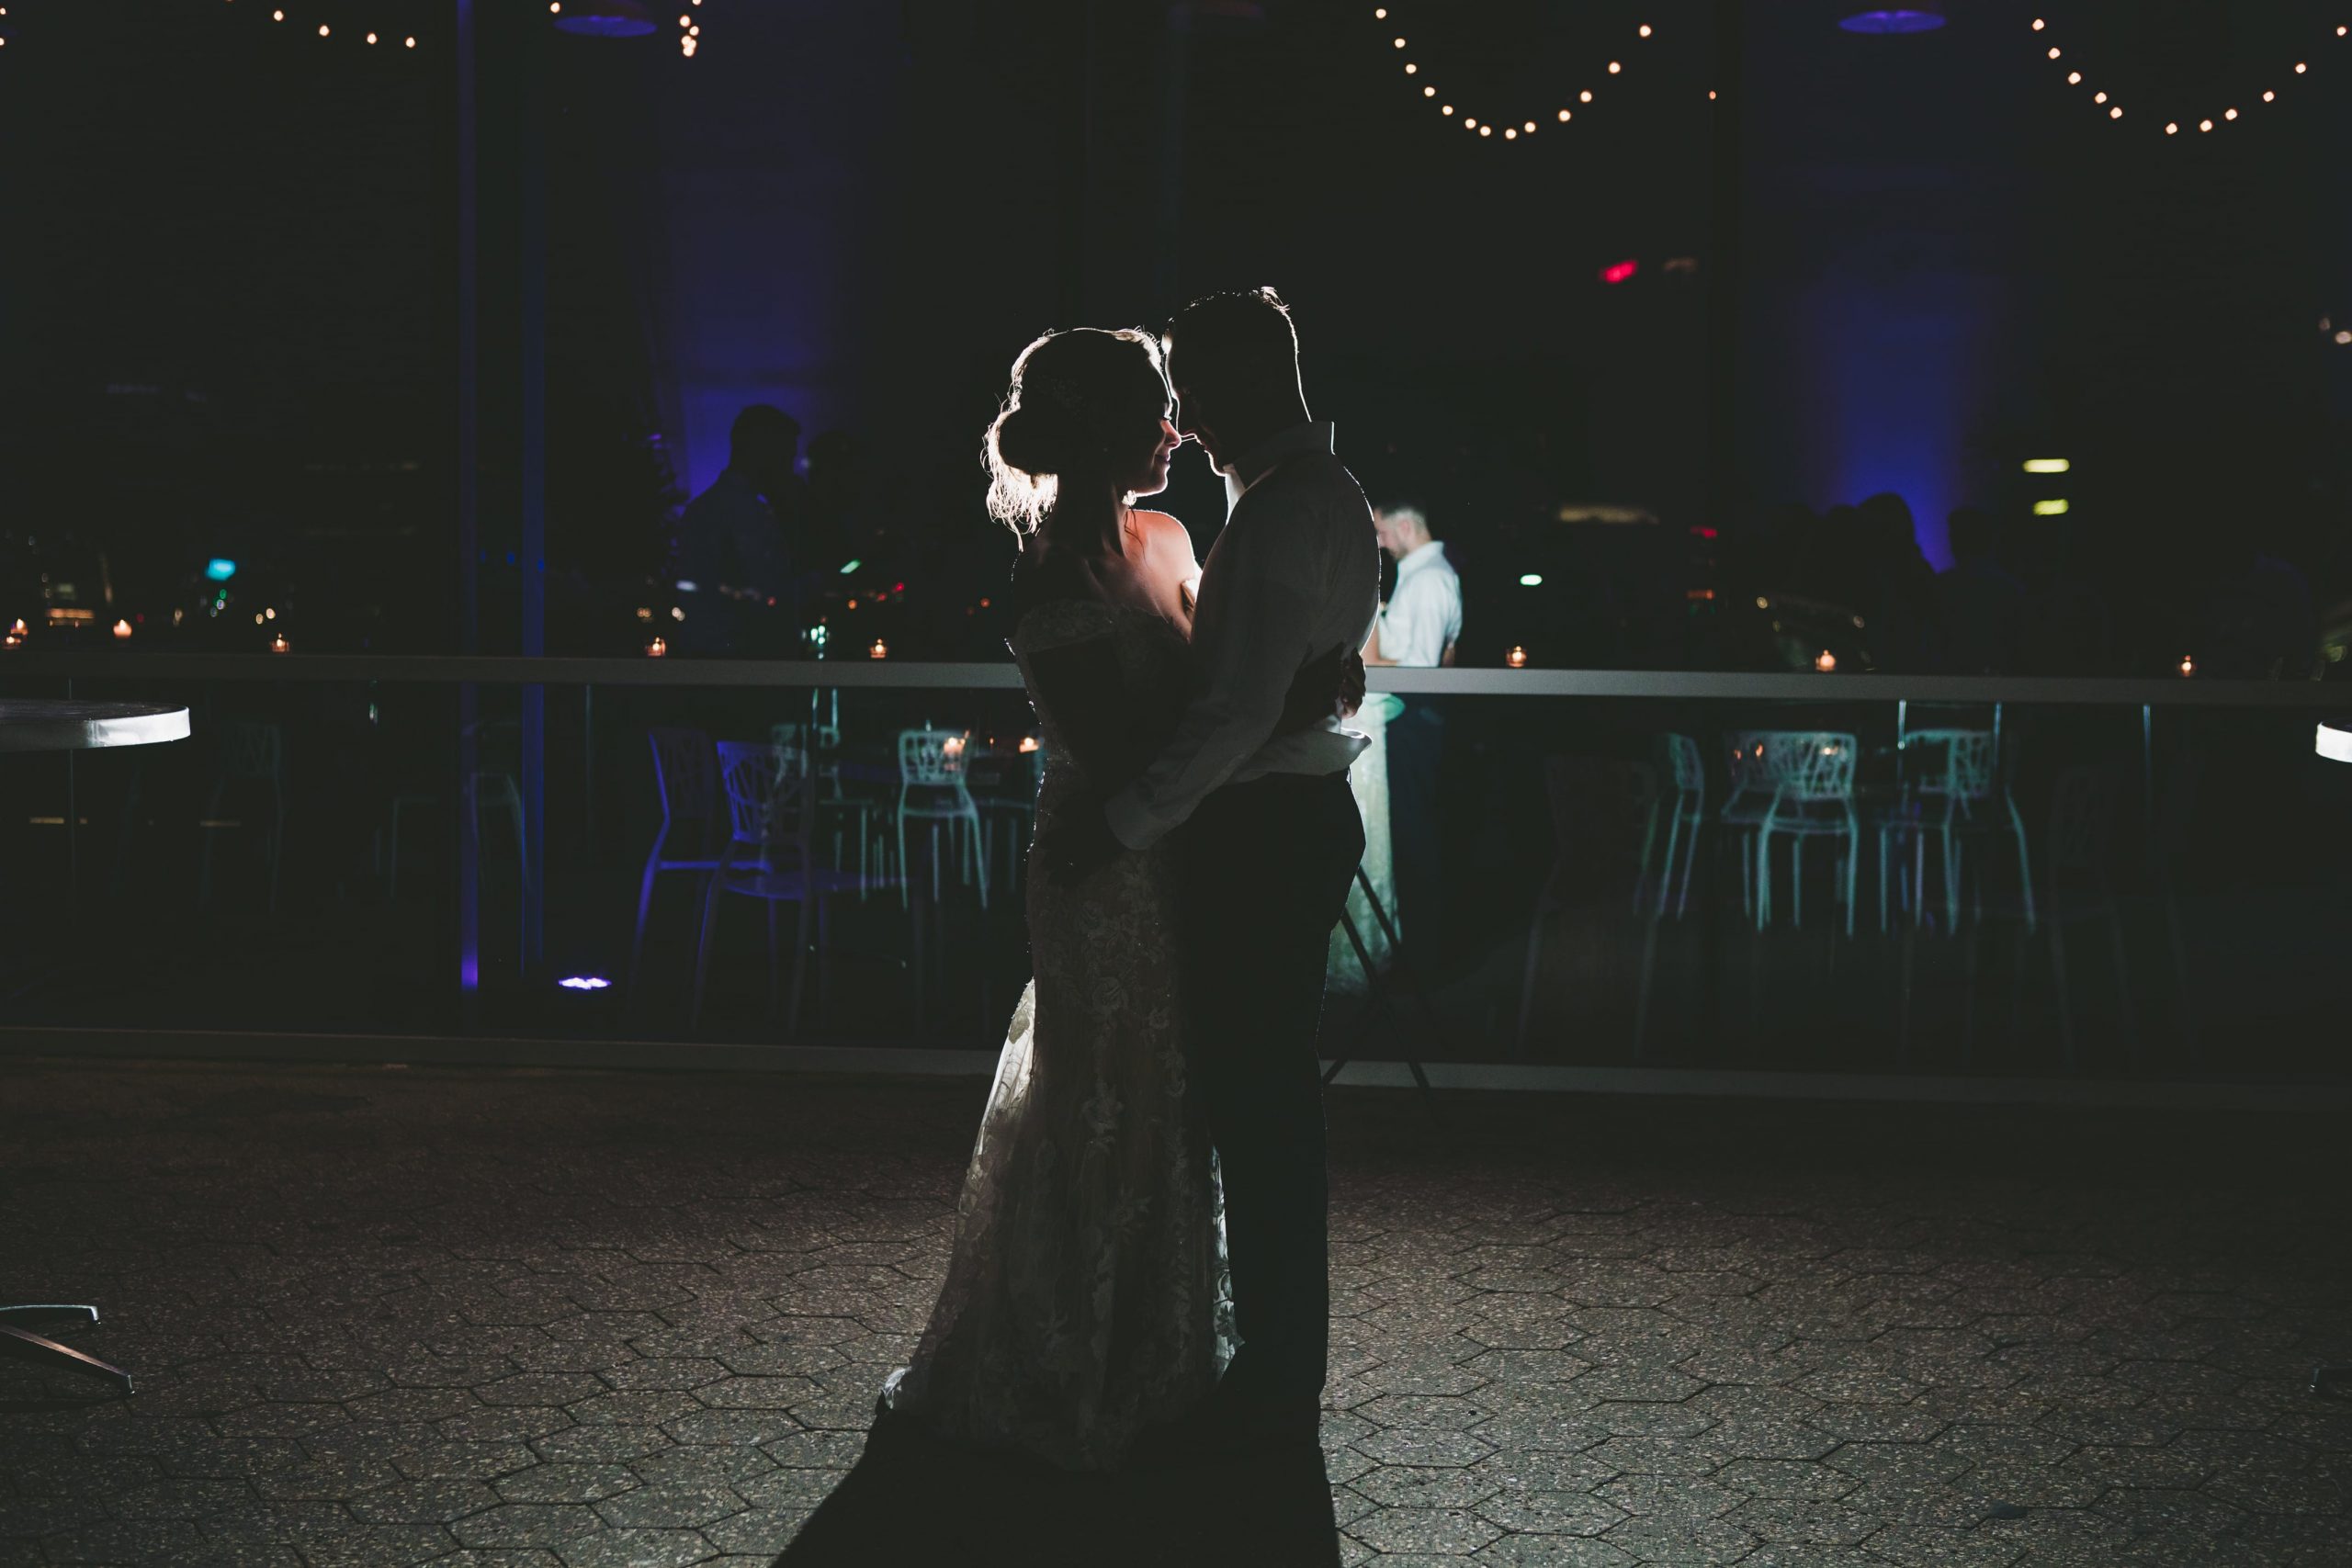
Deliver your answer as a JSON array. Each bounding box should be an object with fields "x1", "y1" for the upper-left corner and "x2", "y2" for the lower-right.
[
  {"x1": 1519, "y1": 573, "x2": 1544, "y2": 587},
  {"x1": 2022, "y1": 458, "x2": 2071, "y2": 474},
  {"x1": 839, "y1": 558, "x2": 862, "y2": 575},
  {"x1": 2033, "y1": 499, "x2": 2070, "y2": 515}
]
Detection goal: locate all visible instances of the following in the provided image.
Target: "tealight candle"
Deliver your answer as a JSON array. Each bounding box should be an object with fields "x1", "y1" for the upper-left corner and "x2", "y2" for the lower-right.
[{"x1": 1505, "y1": 646, "x2": 1529, "y2": 669}]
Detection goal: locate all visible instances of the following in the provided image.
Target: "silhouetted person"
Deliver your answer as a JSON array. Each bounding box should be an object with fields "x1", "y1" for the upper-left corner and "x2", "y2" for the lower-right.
[
  {"x1": 1933, "y1": 506, "x2": 2028, "y2": 674},
  {"x1": 673, "y1": 404, "x2": 800, "y2": 653},
  {"x1": 1856, "y1": 492, "x2": 1937, "y2": 671}
]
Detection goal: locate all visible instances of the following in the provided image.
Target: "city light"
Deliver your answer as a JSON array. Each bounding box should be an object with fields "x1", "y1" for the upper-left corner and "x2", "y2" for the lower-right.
[
  {"x1": 2021, "y1": 458, "x2": 2070, "y2": 473},
  {"x1": 1815, "y1": 649, "x2": 1838, "y2": 672},
  {"x1": 2033, "y1": 499, "x2": 2071, "y2": 515},
  {"x1": 840, "y1": 558, "x2": 862, "y2": 574},
  {"x1": 557, "y1": 976, "x2": 613, "y2": 990},
  {"x1": 205, "y1": 558, "x2": 239, "y2": 581},
  {"x1": 1519, "y1": 573, "x2": 1544, "y2": 587},
  {"x1": 1505, "y1": 646, "x2": 1529, "y2": 668}
]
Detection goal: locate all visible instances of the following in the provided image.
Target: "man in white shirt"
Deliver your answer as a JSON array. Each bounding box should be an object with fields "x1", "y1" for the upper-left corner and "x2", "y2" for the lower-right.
[
  {"x1": 1066, "y1": 288, "x2": 1379, "y2": 1450},
  {"x1": 1363, "y1": 502, "x2": 1462, "y2": 941}
]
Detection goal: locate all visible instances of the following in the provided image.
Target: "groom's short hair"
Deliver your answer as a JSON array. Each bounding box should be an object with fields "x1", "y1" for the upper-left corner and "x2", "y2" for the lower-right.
[{"x1": 1163, "y1": 287, "x2": 1299, "y2": 390}]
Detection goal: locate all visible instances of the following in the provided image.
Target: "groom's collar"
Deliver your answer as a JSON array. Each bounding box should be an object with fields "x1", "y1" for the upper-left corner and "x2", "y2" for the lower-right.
[{"x1": 1224, "y1": 420, "x2": 1334, "y2": 512}]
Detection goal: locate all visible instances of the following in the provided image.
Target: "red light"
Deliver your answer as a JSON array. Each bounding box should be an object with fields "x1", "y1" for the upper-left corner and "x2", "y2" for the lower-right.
[
  {"x1": 1689, "y1": 526, "x2": 1719, "y2": 539},
  {"x1": 1600, "y1": 259, "x2": 1639, "y2": 285},
  {"x1": 895, "y1": 582, "x2": 907, "y2": 593}
]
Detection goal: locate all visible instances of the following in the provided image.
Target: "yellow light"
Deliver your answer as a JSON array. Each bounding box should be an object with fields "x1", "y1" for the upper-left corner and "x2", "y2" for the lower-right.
[
  {"x1": 1423, "y1": 85, "x2": 1435, "y2": 97},
  {"x1": 1608, "y1": 61, "x2": 1622, "y2": 73},
  {"x1": 1503, "y1": 128, "x2": 1517, "y2": 139},
  {"x1": 1522, "y1": 120, "x2": 1535, "y2": 132},
  {"x1": 1479, "y1": 124, "x2": 1492, "y2": 136},
  {"x1": 405, "y1": 36, "x2": 416, "y2": 47},
  {"x1": 2265, "y1": 91, "x2": 2276, "y2": 101},
  {"x1": 1373, "y1": 6, "x2": 1386, "y2": 17},
  {"x1": 2166, "y1": 122, "x2": 2180, "y2": 134},
  {"x1": 2109, "y1": 106, "x2": 2123, "y2": 118},
  {"x1": 868, "y1": 638, "x2": 888, "y2": 660},
  {"x1": 2021, "y1": 457, "x2": 2070, "y2": 473},
  {"x1": 1463, "y1": 117, "x2": 1476, "y2": 128},
  {"x1": 1441, "y1": 104, "x2": 1453, "y2": 115},
  {"x1": 2031, "y1": 17, "x2": 2046, "y2": 29},
  {"x1": 1814, "y1": 650, "x2": 1838, "y2": 673},
  {"x1": 1639, "y1": 24, "x2": 1653, "y2": 38},
  {"x1": 1557, "y1": 108, "x2": 1571, "y2": 121},
  {"x1": 2200, "y1": 119, "x2": 2214, "y2": 131},
  {"x1": 2224, "y1": 107, "x2": 2237, "y2": 119},
  {"x1": 112, "y1": 619, "x2": 132, "y2": 640},
  {"x1": 2178, "y1": 654, "x2": 2196, "y2": 678},
  {"x1": 2298, "y1": 62, "x2": 2309, "y2": 73},
  {"x1": 646, "y1": 637, "x2": 667, "y2": 659},
  {"x1": 2336, "y1": 330, "x2": 2352, "y2": 344},
  {"x1": 317, "y1": 23, "x2": 330, "y2": 35},
  {"x1": 1404, "y1": 62, "x2": 1416, "y2": 73},
  {"x1": 367, "y1": 31, "x2": 378, "y2": 42},
  {"x1": 1392, "y1": 36, "x2": 1405, "y2": 48},
  {"x1": 2067, "y1": 72, "x2": 2082, "y2": 84},
  {"x1": 271, "y1": 8, "x2": 284, "y2": 18},
  {"x1": 1505, "y1": 646, "x2": 1529, "y2": 669},
  {"x1": 1019, "y1": 736, "x2": 1040, "y2": 754},
  {"x1": 2093, "y1": 91, "x2": 2106, "y2": 102},
  {"x1": 2033, "y1": 499, "x2": 2071, "y2": 515},
  {"x1": 1580, "y1": 90, "x2": 1593, "y2": 102},
  {"x1": 269, "y1": 633, "x2": 291, "y2": 655}
]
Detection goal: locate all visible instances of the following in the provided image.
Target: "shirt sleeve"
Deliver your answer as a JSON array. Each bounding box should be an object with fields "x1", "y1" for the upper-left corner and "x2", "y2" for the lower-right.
[{"x1": 1103, "y1": 495, "x2": 1323, "y2": 850}]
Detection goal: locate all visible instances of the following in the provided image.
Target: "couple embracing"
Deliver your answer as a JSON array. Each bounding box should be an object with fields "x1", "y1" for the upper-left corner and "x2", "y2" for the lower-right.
[{"x1": 877, "y1": 288, "x2": 1380, "y2": 1471}]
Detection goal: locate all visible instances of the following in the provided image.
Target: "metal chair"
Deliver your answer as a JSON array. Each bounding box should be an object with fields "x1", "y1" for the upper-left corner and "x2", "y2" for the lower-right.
[
  {"x1": 1878, "y1": 728, "x2": 2036, "y2": 936},
  {"x1": 691, "y1": 742, "x2": 853, "y2": 1034},
  {"x1": 631, "y1": 728, "x2": 725, "y2": 992},
  {"x1": 198, "y1": 719, "x2": 286, "y2": 913},
  {"x1": 1753, "y1": 732, "x2": 1861, "y2": 936},
  {"x1": 1640, "y1": 733, "x2": 1705, "y2": 919},
  {"x1": 1719, "y1": 729, "x2": 1796, "y2": 920},
  {"x1": 1517, "y1": 755, "x2": 1662, "y2": 1057},
  {"x1": 895, "y1": 728, "x2": 988, "y2": 911}
]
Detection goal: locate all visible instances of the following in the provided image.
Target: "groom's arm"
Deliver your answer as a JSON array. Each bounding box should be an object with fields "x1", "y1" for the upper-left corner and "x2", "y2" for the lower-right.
[{"x1": 1102, "y1": 512, "x2": 1319, "y2": 852}]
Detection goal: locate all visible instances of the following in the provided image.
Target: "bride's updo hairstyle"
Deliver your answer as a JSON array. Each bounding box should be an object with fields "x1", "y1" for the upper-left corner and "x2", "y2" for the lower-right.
[{"x1": 984, "y1": 327, "x2": 1169, "y2": 558}]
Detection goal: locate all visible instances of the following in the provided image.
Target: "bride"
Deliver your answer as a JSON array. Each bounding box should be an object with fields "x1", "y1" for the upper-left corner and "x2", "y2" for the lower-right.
[{"x1": 878, "y1": 326, "x2": 1348, "y2": 1471}]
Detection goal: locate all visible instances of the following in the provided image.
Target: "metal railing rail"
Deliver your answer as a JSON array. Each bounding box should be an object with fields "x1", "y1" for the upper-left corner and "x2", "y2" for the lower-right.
[{"x1": 8, "y1": 651, "x2": 2352, "y2": 709}]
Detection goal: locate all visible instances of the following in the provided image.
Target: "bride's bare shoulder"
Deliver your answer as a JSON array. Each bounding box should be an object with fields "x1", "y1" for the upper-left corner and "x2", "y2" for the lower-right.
[{"x1": 1127, "y1": 509, "x2": 1199, "y2": 567}]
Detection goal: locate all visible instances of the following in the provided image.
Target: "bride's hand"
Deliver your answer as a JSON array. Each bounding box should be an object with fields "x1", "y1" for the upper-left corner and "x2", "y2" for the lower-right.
[{"x1": 1277, "y1": 643, "x2": 1362, "y2": 734}]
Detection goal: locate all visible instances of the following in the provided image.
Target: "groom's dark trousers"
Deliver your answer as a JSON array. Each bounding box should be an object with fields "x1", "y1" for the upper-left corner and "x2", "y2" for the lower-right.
[{"x1": 1177, "y1": 769, "x2": 1364, "y2": 1409}]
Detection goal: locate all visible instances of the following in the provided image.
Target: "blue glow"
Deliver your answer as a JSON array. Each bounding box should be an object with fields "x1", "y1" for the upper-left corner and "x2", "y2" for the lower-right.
[
  {"x1": 1839, "y1": 10, "x2": 1946, "y2": 33},
  {"x1": 204, "y1": 558, "x2": 238, "y2": 582},
  {"x1": 558, "y1": 976, "x2": 612, "y2": 991}
]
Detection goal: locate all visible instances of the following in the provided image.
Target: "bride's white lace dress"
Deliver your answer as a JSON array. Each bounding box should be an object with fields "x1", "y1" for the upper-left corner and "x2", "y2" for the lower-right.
[{"x1": 880, "y1": 596, "x2": 1233, "y2": 1472}]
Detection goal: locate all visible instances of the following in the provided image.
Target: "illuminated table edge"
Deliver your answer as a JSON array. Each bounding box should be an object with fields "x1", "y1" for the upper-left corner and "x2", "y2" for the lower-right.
[
  {"x1": 2321, "y1": 721, "x2": 2352, "y2": 767},
  {"x1": 0, "y1": 704, "x2": 192, "y2": 754}
]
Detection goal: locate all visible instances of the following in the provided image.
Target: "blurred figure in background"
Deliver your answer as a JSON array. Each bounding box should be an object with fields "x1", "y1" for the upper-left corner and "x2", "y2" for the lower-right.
[
  {"x1": 673, "y1": 404, "x2": 801, "y2": 654},
  {"x1": 1363, "y1": 502, "x2": 1461, "y2": 943},
  {"x1": 1933, "y1": 505, "x2": 2029, "y2": 675},
  {"x1": 1855, "y1": 492, "x2": 1937, "y2": 671}
]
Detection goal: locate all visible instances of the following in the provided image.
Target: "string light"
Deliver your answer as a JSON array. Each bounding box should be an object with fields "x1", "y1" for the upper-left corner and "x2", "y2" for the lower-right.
[
  {"x1": 1373, "y1": 6, "x2": 1656, "y2": 147},
  {"x1": 2032, "y1": 14, "x2": 2347, "y2": 136}
]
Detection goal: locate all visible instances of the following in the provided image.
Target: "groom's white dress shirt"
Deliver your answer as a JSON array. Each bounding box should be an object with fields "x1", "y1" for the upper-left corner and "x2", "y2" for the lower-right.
[{"x1": 1104, "y1": 420, "x2": 1381, "y2": 852}]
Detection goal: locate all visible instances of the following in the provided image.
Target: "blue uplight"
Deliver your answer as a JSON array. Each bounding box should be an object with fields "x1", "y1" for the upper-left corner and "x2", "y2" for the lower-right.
[
  {"x1": 205, "y1": 558, "x2": 238, "y2": 582},
  {"x1": 1839, "y1": 9, "x2": 1946, "y2": 32}
]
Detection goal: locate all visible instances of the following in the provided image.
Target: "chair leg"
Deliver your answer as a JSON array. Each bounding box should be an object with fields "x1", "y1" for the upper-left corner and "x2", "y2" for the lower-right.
[
  {"x1": 1844, "y1": 826, "x2": 1858, "y2": 940},
  {"x1": 1675, "y1": 813, "x2": 1702, "y2": 919},
  {"x1": 1649, "y1": 807, "x2": 1679, "y2": 919},
  {"x1": 690, "y1": 854, "x2": 730, "y2": 1032},
  {"x1": 971, "y1": 810, "x2": 989, "y2": 912},
  {"x1": 897, "y1": 814, "x2": 911, "y2": 908},
  {"x1": 2048, "y1": 912, "x2": 2076, "y2": 1072},
  {"x1": 2009, "y1": 805, "x2": 2038, "y2": 934},
  {"x1": 1878, "y1": 829, "x2": 1891, "y2": 935},
  {"x1": 788, "y1": 896, "x2": 814, "y2": 1037},
  {"x1": 1514, "y1": 894, "x2": 1549, "y2": 1059},
  {"x1": 628, "y1": 847, "x2": 662, "y2": 993},
  {"x1": 1791, "y1": 836, "x2": 1804, "y2": 930}
]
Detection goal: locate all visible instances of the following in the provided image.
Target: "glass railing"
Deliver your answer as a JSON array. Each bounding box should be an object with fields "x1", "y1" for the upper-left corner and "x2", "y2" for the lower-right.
[{"x1": 5, "y1": 652, "x2": 2348, "y2": 1084}]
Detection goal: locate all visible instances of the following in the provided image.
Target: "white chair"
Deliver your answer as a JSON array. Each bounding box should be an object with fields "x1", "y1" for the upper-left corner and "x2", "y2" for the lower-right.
[
  {"x1": 691, "y1": 742, "x2": 854, "y2": 1034},
  {"x1": 1753, "y1": 732, "x2": 1860, "y2": 937},
  {"x1": 1878, "y1": 728, "x2": 2036, "y2": 936},
  {"x1": 630, "y1": 728, "x2": 725, "y2": 992},
  {"x1": 1640, "y1": 733, "x2": 1705, "y2": 919},
  {"x1": 896, "y1": 728, "x2": 988, "y2": 911},
  {"x1": 1718, "y1": 729, "x2": 1795, "y2": 919}
]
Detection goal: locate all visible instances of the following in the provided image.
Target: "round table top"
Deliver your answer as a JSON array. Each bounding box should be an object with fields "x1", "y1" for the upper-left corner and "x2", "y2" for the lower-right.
[
  {"x1": 0, "y1": 699, "x2": 192, "y2": 754},
  {"x1": 2321, "y1": 719, "x2": 2352, "y2": 767}
]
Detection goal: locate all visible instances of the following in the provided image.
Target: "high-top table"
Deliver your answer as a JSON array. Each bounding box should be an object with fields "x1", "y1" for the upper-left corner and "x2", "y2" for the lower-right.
[{"x1": 1, "y1": 698, "x2": 191, "y2": 1395}]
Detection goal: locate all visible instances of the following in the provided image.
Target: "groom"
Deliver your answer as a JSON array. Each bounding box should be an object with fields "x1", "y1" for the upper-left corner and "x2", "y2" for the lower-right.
[{"x1": 1062, "y1": 287, "x2": 1379, "y2": 1448}]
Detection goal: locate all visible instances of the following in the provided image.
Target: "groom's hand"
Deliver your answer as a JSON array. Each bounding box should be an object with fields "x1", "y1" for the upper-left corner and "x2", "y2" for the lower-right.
[
  {"x1": 1279, "y1": 643, "x2": 1362, "y2": 735},
  {"x1": 1043, "y1": 799, "x2": 1122, "y2": 887}
]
